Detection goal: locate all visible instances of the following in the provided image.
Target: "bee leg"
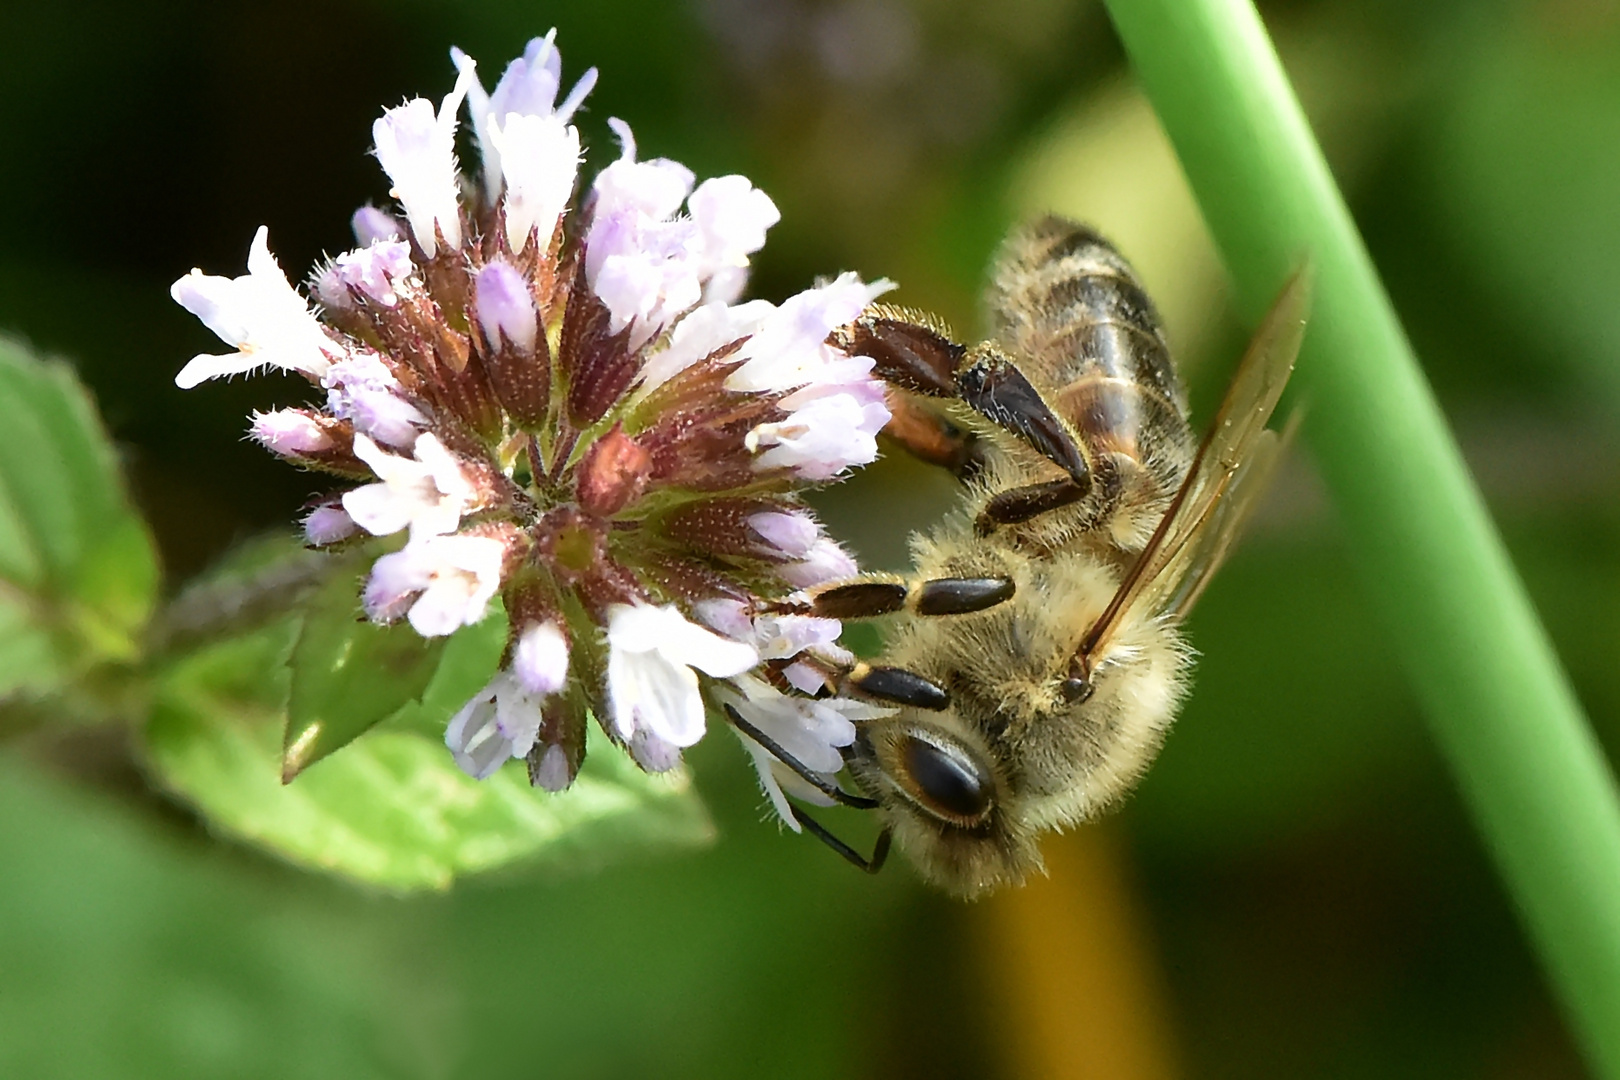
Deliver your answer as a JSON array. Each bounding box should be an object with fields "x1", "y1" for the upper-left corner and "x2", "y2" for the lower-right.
[
  {"x1": 880, "y1": 390, "x2": 984, "y2": 480},
  {"x1": 955, "y1": 343, "x2": 1093, "y2": 487},
  {"x1": 790, "y1": 803, "x2": 893, "y2": 874},
  {"x1": 845, "y1": 662, "x2": 951, "y2": 710},
  {"x1": 833, "y1": 309, "x2": 965, "y2": 397},
  {"x1": 723, "y1": 705, "x2": 879, "y2": 809},
  {"x1": 975, "y1": 477, "x2": 1088, "y2": 532},
  {"x1": 800, "y1": 575, "x2": 1015, "y2": 619}
]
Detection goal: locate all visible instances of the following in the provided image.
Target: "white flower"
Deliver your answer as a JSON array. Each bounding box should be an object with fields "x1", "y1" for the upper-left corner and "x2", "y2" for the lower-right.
[
  {"x1": 317, "y1": 239, "x2": 416, "y2": 308},
  {"x1": 372, "y1": 62, "x2": 477, "y2": 258},
  {"x1": 303, "y1": 504, "x2": 358, "y2": 546},
  {"x1": 250, "y1": 409, "x2": 331, "y2": 456},
  {"x1": 725, "y1": 272, "x2": 892, "y2": 394},
  {"x1": 362, "y1": 533, "x2": 505, "y2": 637},
  {"x1": 171, "y1": 227, "x2": 338, "y2": 389},
  {"x1": 747, "y1": 510, "x2": 820, "y2": 558},
  {"x1": 751, "y1": 614, "x2": 843, "y2": 660},
  {"x1": 454, "y1": 31, "x2": 597, "y2": 208},
  {"x1": 444, "y1": 670, "x2": 544, "y2": 779},
  {"x1": 324, "y1": 355, "x2": 428, "y2": 448},
  {"x1": 746, "y1": 384, "x2": 890, "y2": 480},
  {"x1": 776, "y1": 537, "x2": 860, "y2": 589},
  {"x1": 724, "y1": 676, "x2": 891, "y2": 829},
  {"x1": 488, "y1": 113, "x2": 581, "y2": 254},
  {"x1": 635, "y1": 299, "x2": 774, "y2": 395},
  {"x1": 781, "y1": 660, "x2": 828, "y2": 695},
  {"x1": 587, "y1": 119, "x2": 775, "y2": 349},
  {"x1": 512, "y1": 620, "x2": 570, "y2": 696},
  {"x1": 341, "y1": 433, "x2": 474, "y2": 540},
  {"x1": 605, "y1": 603, "x2": 757, "y2": 747},
  {"x1": 687, "y1": 175, "x2": 780, "y2": 304}
]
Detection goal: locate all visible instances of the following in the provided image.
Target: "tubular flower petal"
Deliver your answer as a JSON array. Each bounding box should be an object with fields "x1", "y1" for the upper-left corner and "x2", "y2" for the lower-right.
[{"x1": 172, "y1": 227, "x2": 337, "y2": 388}]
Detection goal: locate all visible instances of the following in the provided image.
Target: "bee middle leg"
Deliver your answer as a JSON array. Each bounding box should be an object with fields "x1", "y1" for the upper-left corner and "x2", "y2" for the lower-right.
[{"x1": 796, "y1": 574, "x2": 1015, "y2": 620}]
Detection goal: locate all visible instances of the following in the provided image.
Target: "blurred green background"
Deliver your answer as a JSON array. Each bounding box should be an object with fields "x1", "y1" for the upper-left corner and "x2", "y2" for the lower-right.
[{"x1": 3, "y1": 0, "x2": 1619, "y2": 1075}]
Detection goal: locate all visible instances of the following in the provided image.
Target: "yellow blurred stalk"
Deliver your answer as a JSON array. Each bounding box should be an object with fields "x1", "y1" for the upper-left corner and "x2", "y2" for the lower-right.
[{"x1": 972, "y1": 827, "x2": 1178, "y2": 1080}]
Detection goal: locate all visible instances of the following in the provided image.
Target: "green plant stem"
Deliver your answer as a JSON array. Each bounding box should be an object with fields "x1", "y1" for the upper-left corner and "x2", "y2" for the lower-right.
[{"x1": 1100, "y1": 0, "x2": 1620, "y2": 1071}]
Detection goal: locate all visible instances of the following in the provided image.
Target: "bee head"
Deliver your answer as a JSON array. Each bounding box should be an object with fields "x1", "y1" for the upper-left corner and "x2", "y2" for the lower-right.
[{"x1": 848, "y1": 715, "x2": 1042, "y2": 897}]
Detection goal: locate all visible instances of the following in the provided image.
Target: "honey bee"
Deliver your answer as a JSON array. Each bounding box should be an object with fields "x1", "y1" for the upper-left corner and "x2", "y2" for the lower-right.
[{"x1": 729, "y1": 216, "x2": 1306, "y2": 897}]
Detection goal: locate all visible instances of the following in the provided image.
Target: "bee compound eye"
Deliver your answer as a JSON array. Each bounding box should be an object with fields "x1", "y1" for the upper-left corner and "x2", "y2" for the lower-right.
[{"x1": 898, "y1": 734, "x2": 994, "y2": 825}]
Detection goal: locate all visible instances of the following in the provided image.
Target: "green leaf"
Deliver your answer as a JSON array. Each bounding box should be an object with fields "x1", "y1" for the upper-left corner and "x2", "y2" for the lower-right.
[
  {"x1": 142, "y1": 617, "x2": 713, "y2": 891},
  {"x1": 0, "y1": 337, "x2": 158, "y2": 702},
  {"x1": 282, "y1": 568, "x2": 455, "y2": 781}
]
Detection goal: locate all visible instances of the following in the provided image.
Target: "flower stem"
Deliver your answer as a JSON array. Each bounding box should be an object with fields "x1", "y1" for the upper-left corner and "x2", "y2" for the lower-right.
[{"x1": 1099, "y1": 0, "x2": 1620, "y2": 1070}]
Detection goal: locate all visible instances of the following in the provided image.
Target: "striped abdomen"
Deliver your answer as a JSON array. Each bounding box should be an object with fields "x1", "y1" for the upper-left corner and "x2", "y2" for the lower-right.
[{"x1": 985, "y1": 217, "x2": 1195, "y2": 517}]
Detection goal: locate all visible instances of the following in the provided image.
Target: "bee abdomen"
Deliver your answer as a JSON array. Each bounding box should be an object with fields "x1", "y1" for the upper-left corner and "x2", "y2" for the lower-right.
[{"x1": 987, "y1": 216, "x2": 1186, "y2": 416}]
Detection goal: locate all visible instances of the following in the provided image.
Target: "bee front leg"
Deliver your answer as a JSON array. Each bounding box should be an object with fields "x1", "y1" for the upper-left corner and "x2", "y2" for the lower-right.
[{"x1": 790, "y1": 574, "x2": 1016, "y2": 619}]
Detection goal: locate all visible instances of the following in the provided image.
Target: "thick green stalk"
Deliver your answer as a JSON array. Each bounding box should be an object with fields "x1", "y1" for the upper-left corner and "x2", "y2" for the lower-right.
[{"x1": 1099, "y1": 0, "x2": 1620, "y2": 1071}]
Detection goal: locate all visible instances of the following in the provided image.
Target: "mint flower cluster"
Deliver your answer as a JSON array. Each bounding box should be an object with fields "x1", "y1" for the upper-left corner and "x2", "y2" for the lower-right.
[{"x1": 170, "y1": 32, "x2": 893, "y2": 818}]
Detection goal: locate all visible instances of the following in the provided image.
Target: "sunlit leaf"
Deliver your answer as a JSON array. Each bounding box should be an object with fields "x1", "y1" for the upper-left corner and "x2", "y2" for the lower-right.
[
  {"x1": 142, "y1": 616, "x2": 713, "y2": 890},
  {"x1": 0, "y1": 338, "x2": 157, "y2": 702},
  {"x1": 283, "y1": 566, "x2": 453, "y2": 781}
]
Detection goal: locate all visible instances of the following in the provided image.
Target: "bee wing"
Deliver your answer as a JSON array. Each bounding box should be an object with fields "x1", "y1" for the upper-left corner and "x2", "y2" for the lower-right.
[
  {"x1": 1079, "y1": 269, "x2": 1310, "y2": 663},
  {"x1": 1161, "y1": 408, "x2": 1303, "y2": 619}
]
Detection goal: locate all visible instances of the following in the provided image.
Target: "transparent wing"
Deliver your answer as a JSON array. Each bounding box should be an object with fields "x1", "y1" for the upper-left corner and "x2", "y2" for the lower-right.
[{"x1": 1079, "y1": 269, "x2": 1311, "y2": 664}]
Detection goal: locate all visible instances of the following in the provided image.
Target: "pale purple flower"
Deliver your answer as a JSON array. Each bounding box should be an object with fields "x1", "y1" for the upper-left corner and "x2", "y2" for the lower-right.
[
  {"x1": 687, "y1": 174, "x2": 780, "y2": 304},
  {"x1": 751, "y1": 614, "x2": 843, "y2": 661},
  {"x1": 635, "y1": 299, "x2": 774, "y2": 396},
  {"x1": 747, "y1": 387, "x2": 890, "y2": 479},
  {"x1": 444, "y1": 670, "x2": 544, "y2": 779},
  {"x1": 512, "y1": 620, "x2": 569, "y2": 696},
  {"x1": 530, "y1": 744, "x2": 574, "y2": 792},
  {"x1": 363, "y1": 533, "x2": 505, "y2": 637},
  {"x1": 303, "y1": 504, "x2": 359, "y2": 546},
  {"x1": 322, "y1": 239, "x2": 416, "y2": 308},
  {"x1": 748, "y1": 510, "x2": 820, "y2": 559},
  {"x1": 693, "y1": 597, "x2": 754, "y2": 641},
  {"x1": 171, "y1": 227, "x2": 338, "y2": 389},
  {"x1": 725, "y1": 272, "x2": 892, "y2": 394},
  {"x1": 172, "y1": 31, "x2": 904, "y2": 803},
  {"x1": 250, "y1": 409, "x2": 332, "y2": 456},
  {"x1": 629, "y1": 728, "x2": 683, "y2": 774},
  {"x1": 776, "y1": 537, "x2": 860, "y2": 589},
  {"x1": 605, "y1": 603, "x2": 757, "y2": 747},
  {"x1": 488, "y1": 113, "x2": 581, "y2": 254},
  {"x1": 323, "y1": 354, "x2": 428, "y2": 448},
  {"x1": 474, "y1": 261, "x2": 539, "y2": 353},
  {"x1": 454, "y1": 31, "x2": 597, "y2": 208},
  {"x1": 781, "y1": 660, "x2": 828, "y2": 695},
  {"x1": 351, "y1": 206, "x2": 404, "y2": 246},
  {"x1": 372, "y1": 63, "x2": 477, "y2": 258},
  {"x1": 342, "y1": 433, "x2": 475, "y2": 539}
]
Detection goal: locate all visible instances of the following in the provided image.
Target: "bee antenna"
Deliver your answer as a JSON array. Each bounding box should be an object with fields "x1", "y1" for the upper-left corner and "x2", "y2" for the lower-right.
[
  {"x1": 789, "y1": 804, "x2": 892, "y2": 875},
  {"x1": 723, "y1": 704, "x2": 880, "y2": 810}
]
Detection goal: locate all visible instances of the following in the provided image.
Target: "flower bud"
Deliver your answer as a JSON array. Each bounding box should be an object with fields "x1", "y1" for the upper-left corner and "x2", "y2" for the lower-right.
[
  {"x1": 474, "y1": 260, "x2": 551, "y2": 427},
  {"x1": 576, "y1": 424, "x2": 651, "y2": 518},
  {"x1": 251, "y1": 409, "x2": 333, "y2": 456},
  {"x1": 512, "y1": 620, "x2": 569, "y2": 696}
]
